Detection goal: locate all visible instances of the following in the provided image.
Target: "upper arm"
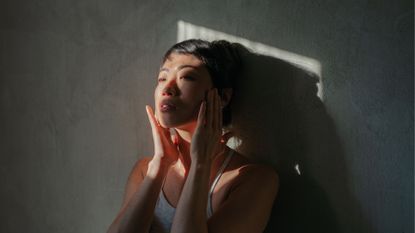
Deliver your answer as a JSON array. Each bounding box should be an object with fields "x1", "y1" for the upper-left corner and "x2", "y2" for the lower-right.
[
  {"x1": 207, "y1": 165, "x2": 279, "y2": 233},
  {"x1": 120, "y1": 157, "x2": 151, "y2": 209}
]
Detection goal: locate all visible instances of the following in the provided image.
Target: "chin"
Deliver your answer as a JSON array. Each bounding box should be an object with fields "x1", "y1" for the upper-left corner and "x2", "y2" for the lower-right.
[
  {"x1": 158, "y1": 116, "x2": 196, "y2": 130},
  {"x1": 159, "y1": 120, "x2": 176, "y2": 129},
  {"x1": 158, "y1": 116, "x2": 182, "y2": 128}
]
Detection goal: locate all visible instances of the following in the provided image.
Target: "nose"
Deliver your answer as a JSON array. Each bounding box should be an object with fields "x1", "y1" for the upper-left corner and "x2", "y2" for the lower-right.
[{"x1": 162, "y1": 78, "x2": 178, "y2": 96}]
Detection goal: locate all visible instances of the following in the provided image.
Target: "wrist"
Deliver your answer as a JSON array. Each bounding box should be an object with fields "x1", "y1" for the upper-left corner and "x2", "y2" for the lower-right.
[
  {"x1": 191, "y1": 156, "x2": 212, "y2": 169},
  {"x1": 147, "y1": 156, "x2": 171, "y2": 178},
  {"x1": 189, "y1": 158, "x2": 212, "y2": 181}
]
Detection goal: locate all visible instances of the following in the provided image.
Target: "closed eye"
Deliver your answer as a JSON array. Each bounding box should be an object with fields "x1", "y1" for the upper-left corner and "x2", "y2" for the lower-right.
[{"x1": 180, "y1": 76, "x2": 195, "y2": 81}]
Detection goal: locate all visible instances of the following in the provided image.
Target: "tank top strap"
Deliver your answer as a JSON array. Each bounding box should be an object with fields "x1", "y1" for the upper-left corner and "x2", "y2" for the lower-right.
[{"x1": 207, "y1": 149, "x2": 234, "y2": 218}]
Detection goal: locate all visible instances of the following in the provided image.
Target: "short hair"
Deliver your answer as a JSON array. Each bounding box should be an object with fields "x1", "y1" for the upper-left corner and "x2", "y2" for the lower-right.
[{"x1": 162, "y1": 39, "x2": 245, "y2": 126}]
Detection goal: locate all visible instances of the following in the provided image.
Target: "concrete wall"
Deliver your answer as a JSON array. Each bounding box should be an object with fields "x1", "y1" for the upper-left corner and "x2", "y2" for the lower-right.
[{"x1": 0, "y1": 0, "x2": 412, "y2": 232}]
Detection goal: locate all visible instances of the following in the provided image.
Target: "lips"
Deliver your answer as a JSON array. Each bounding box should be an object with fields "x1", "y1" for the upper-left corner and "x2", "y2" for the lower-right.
[{"x1": 160, "y1": 100, "x2": 177, "y2": 112}]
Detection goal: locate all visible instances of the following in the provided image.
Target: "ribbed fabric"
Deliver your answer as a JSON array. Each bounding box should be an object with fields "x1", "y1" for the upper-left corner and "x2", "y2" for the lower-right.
[{"x1": 149, "y1": 150, "x2": 234, "y2": 233}]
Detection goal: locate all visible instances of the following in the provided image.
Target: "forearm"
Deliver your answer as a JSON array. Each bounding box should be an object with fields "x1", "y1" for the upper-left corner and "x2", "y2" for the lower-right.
[
  {"x1": 107, "y1": 158, "x2": 169, "y2": 233},
  {"x1": 171, "y1": 160, "x2": 211, "y2": 233}
]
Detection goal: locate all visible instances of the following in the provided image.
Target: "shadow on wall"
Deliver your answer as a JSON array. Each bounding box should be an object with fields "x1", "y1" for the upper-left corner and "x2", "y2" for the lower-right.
[{"x1": 230, "y1": 46, "x2": 375, "y2": 233}]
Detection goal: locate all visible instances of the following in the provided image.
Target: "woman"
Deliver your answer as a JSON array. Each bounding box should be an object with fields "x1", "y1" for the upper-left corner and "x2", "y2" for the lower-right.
[{"x1": 107, "y1": 39, "x2": 279, "y2": 233}]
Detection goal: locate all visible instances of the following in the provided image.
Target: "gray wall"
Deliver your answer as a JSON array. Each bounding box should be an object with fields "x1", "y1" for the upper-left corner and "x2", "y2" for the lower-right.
[{"x1": 0, "y1": 0, "x2": 413, "y2": 233}]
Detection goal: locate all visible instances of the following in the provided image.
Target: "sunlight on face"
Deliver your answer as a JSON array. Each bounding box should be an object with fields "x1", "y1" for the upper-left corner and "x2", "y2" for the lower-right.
[{"x1": 154, "y1": 53, "x2": 213, "y2": 130}]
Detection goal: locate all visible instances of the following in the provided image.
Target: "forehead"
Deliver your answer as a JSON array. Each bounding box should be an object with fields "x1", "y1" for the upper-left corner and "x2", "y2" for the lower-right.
[{"x1": 161, "y1": 53, "x2": 206, "y2": 73}]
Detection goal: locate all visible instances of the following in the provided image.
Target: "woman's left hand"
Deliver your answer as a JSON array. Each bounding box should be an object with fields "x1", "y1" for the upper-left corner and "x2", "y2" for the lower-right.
[{"x1": 190, "y1": 88, "x2": 223, "y2": 164}]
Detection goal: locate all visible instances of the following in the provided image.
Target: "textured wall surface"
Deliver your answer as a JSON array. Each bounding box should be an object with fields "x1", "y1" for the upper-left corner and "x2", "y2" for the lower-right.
[{"x1": 0, "y1": 0, "x2": 413, "y2": 233}]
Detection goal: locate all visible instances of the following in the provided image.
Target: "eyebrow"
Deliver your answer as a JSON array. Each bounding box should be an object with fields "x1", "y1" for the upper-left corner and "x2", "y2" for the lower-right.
[{"x1": 159, "y1": 65, "x2": 200, "y2": 73}]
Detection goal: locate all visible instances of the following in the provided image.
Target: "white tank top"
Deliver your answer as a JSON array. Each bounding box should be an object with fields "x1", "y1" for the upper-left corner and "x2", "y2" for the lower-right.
[{"x1": 150, "y1": 149, "x2": 234, "y2": 233}]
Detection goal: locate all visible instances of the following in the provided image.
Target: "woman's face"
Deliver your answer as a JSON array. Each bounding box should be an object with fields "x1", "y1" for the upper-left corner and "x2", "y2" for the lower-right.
[{"x1": 154, "y1": 53, "x2": 213, "y2": 130}]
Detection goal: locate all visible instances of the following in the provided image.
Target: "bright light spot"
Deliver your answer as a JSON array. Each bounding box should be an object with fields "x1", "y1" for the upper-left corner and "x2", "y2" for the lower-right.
[
  {"x1": 177, "y1": 20, "x2": 323, "y2": 99},
  {"x1": 226, "y1": 136, "x2": 242, "y2": 150},
  {"x1": 294, "y1": 164, "x2": 301, "y2": 175}
]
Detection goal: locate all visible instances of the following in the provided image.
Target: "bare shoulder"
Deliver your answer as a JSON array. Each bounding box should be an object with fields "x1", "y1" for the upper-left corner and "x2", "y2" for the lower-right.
[
  {"x1": 226, "y1": 151, "x2": 279, "y2": 190},
  {"x1": 209, "y1": 150, "x2": 279, "y2": 233},
  {"x1": 128, "y1": 156, "x2": 152, "y2": 180},
  {"x1": 122, "y1": 156, "x2": 152, "y2": 205}
]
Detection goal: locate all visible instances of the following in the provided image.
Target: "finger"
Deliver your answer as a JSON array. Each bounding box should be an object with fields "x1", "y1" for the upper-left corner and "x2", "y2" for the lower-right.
[
  {"x1": 216, "y1": 89, "x2": 222, "y2": 130},
  {"x1": 212, "y1": 88, "x2": 219, "y2": 130},
  {"x1": 146, "y1": 105, "x2": 159, "y2": 132},
  {"x1": 146, "y1": 105, "x2": 165, "y2": 144},
  {"x1": 219, "y1": 96, "x2": 223, "y2": 130},
  {"x1": 146, "y1": 105, "x2": 164, "y2": 154},
  {"x1": 160, "y1": 126, "x2": 172, "y2": 140},
  {"x1": 154, "y1": 113, "x2": 161, "y2": 127},
  {"x1": 207, "y1": 89, "x2": 214, "y2": 128},
  {"x1": 196, "y1": 101, "x2": 206, "y2": 129}
]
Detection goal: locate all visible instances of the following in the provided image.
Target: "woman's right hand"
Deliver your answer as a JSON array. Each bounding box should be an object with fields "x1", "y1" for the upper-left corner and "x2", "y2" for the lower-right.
[{"x1": 145, "y1": 105, "x2": 179, "y2": 171}]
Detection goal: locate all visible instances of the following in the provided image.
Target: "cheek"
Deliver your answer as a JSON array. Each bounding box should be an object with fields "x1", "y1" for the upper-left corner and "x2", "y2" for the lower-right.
[
  {"x1": 182, "y1": 87, "x2": 207, "y2": 105},
  {"x1": 154, "y1": 86, "x2": 160, "y2": 99},
  {"x1": 154, "y1": 87, "x2": 161, "y2": 110}
]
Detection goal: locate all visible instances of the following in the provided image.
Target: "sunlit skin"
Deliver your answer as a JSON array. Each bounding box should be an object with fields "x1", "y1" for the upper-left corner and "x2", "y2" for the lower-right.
[
  {"x1": 107, "y1": 53, "x2": 279, "y2": 233},
  {"x1": 152, "y1": 53, "x2": 224, "y2": 172},
  {"x1": 155, "y1": 53, "x2": 212, "y2": 133},
  {"x1": 146, "y1": 53, "x2": 236, "y2": 211}
]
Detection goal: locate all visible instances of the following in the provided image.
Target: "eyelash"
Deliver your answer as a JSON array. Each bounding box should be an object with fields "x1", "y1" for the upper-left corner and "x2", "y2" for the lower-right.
[
  {"x1": 181, "y1": 76, "x2": 195, "y2": 81},
  {"x1": 157, "y1": 76, "x2": 195, "y2": 82}
]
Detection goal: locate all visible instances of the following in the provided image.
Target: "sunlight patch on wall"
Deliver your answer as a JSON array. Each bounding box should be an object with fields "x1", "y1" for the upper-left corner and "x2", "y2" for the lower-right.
[{"x1": 177, "y1": 20, "x2": 323, "y2": 99}]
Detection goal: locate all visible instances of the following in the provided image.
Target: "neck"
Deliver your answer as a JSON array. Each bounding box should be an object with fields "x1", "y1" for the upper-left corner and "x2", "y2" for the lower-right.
[
  {"x1": 173, "y1": 126, "x2": 227, "y2": 175},
  {"x1": 175, "y1": 127, "x2": 193, "y2": 143},
  {"x1": 174, "y1": 127, "x2": 193, "y2": 172}
]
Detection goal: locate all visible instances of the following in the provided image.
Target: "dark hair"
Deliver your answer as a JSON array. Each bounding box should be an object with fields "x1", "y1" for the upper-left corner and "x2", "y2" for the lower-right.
[{"x1": 162, "y1": 39, "x2": 244, "y2": 126}]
